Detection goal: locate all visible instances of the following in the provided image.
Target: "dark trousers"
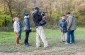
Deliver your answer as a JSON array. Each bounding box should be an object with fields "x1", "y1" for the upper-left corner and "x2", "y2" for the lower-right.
[
  {"x1": 19, "y1": 30, "x2": 22, "y2": 40},
  {"x1": 24, "y1": 30, "x2": 30, "y2": 45},
  {"x1": 67, "y1": 30, "x2": 75, "y2": 43}
]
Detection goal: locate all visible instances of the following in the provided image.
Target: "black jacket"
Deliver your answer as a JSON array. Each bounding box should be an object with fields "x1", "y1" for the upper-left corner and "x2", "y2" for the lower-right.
[{"x1": 32, "y1": 11, "x2": 42, "y2": 26}]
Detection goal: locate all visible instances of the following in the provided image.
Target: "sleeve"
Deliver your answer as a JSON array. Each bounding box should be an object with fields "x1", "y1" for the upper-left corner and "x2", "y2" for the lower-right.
[
  {"x1": 67, "y1": 16, "x2": 73, "y2": 29},
  {"x1": 32, "y1": 13, "x2": 39, "y2": 25}
]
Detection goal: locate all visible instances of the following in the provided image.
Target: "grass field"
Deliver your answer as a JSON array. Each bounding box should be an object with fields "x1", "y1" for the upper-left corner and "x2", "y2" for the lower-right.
[{"x1": 0, "y1": 28, "x2": 85, "y2": 55}]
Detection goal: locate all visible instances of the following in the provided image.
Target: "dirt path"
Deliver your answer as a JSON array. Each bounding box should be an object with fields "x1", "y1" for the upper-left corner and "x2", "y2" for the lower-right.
[{"x1": 0, "y1": 46, "x2": 85, "y2": 55}]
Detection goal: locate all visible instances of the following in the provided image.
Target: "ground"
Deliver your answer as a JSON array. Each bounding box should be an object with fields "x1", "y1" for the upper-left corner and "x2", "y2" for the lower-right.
[{"x1": 0, "y1": 28, "x2": 85, "y2": 55}]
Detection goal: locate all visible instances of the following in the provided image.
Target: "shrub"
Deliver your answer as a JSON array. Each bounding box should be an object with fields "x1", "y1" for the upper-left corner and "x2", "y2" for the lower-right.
[{"x1": 0, "y1": 12, "x2": 12, "y2": 27}]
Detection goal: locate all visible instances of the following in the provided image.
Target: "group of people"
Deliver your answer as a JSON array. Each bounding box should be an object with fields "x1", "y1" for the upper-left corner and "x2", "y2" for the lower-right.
[
  {"x1": 59, "y1": 12, "x2": 76, "y2": 44},
  {"x1": 13, "y1": 7, "x2": 76, "y2": 48},
  {"x1": 13, "y1": 7, "x2": 48, "y2": 48}
]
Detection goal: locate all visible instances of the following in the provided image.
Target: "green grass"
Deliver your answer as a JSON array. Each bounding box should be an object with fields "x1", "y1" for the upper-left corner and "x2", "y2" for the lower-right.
[{"x1": 0, "y1": 28, "x2": 85, "y2": 55}]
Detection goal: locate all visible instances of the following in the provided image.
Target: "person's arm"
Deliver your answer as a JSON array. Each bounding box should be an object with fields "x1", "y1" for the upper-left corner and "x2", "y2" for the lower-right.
[
  {"x1": 33, "y1": 13, "x2": 40, "y2": 26},
  {"x1": 67, "y1": 16, "x2": 73, "y2": 30},
  {"x1": 41, "y1": 12, "x2": 46, "y2": 19}
]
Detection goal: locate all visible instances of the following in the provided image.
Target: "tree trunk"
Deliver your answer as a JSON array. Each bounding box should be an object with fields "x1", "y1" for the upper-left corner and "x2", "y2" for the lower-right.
[{"x1": 7, "y1": 1, "x2": 13, "y2": 18}]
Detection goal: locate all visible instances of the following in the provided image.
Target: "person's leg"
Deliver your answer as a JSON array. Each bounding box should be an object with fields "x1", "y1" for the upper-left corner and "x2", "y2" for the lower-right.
[
  {"x1": 63, "y1": 33, "x2": 66, "y2": 42},
  {"x1": 39, "y1": 26, "x2": 48, "y2": 48},
  {"x1": 61, "y1": 32, "x2": 65, "y2": 42},
  {"x1": 71, "y1": 30, "x2": 75, "y2": 43},
  {"x1": 65, "y1": 33, "x2": 67, "y2": 42},
  {"x1": 15, "y1": 32, "x2": 19, "y2": 45},
  {"x1": 61, "y1": 32, "x2": 63, "y2": 41},
  {"x1": 24, "y1": 30, "x2": 29, "y2": 45},
  {"x1": 26, "y1": 30, "x2": 29, "y2": 44},
  {"x1": 16, "y1": 37, "x2": 19, "y2": 44},
  {"x1": 24, "y1": 31, "x2": 27, "y2": 45},
  {"x1": 66, "y1": 31, "x2": 71, "y2": 44},
  {"x1": 36, "y1": 27, "x2": 41, "y2": 48}
]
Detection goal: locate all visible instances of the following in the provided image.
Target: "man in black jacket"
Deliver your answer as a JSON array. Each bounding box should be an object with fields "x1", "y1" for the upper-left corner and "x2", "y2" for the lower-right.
[{"x1": 32, "y1": 7, "x2": 48, "y2": 48}]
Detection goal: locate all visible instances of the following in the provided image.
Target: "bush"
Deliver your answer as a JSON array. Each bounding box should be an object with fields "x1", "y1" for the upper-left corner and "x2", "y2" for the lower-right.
[{"x1": 0, "y1": 12, "x2": 12, "y2": 27}]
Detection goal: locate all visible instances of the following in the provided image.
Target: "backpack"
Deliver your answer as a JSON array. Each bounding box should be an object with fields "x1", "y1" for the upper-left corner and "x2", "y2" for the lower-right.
[{"x1": 60, "y1": 19, "x2": 67, "y2": 33}]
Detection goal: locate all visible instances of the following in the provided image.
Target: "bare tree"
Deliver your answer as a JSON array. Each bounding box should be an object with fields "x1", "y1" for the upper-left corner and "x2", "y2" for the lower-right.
[{"x1": 4, "y1": 0, "x2": 13, "y2": 18}]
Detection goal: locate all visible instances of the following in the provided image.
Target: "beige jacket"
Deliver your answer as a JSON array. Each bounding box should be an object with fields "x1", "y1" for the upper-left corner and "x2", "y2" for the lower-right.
[{"x1": 67, "y1": 15, "x2": 76, "y2": 30}]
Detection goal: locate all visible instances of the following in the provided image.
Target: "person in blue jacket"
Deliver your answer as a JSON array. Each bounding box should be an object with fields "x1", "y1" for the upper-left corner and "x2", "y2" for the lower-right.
[
  {"x1": 23, "y1": 12, "x2": 31, "y2": 46},
  {"x1": 59, "y1": 15, "x2": 67, "y2": 42}
]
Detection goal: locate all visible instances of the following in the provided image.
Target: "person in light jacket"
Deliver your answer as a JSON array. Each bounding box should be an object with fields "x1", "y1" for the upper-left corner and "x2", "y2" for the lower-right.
[{"x1": 13, "y1": 17, "x2": 20, "y2": 46}]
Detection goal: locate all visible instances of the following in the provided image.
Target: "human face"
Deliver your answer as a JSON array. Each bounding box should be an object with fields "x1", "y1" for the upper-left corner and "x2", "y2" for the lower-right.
[
  {"x1": 62, "y1": 16, "x2": 65, "y2": 19},
  {"x1": 66, "y1": 14, "x2": 70, "y2": 18}
]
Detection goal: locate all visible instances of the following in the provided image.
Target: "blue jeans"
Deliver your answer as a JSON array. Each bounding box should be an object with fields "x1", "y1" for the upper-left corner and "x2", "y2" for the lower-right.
[{"x1": 67, "y1": 30, "x2": 75, "y2": 43}]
